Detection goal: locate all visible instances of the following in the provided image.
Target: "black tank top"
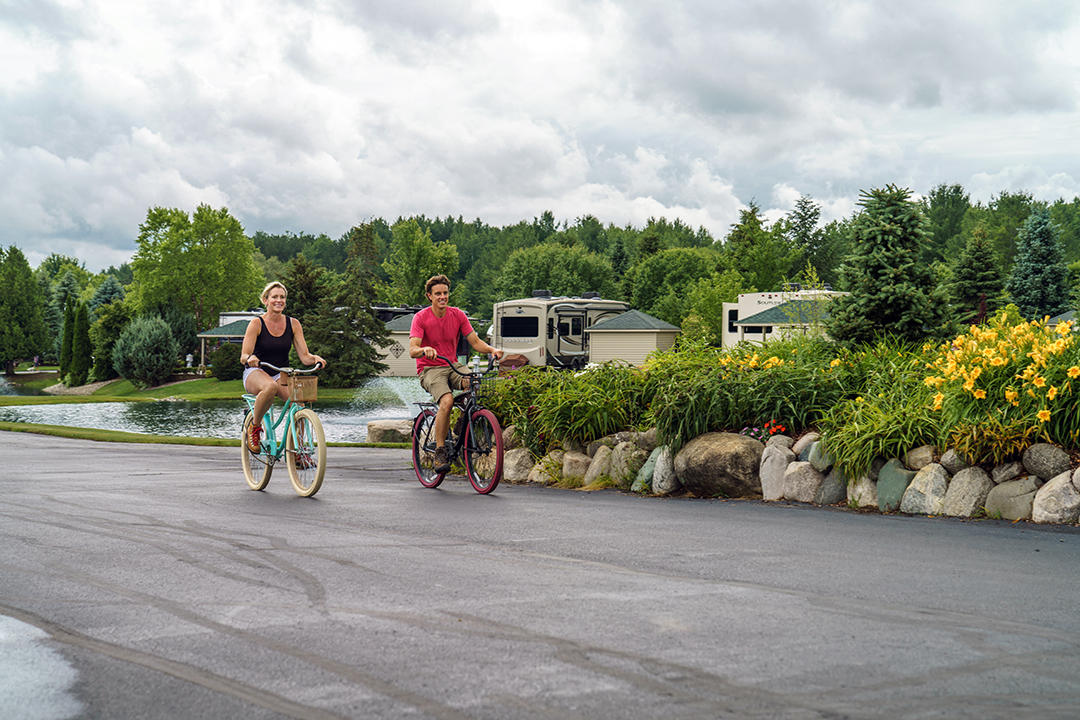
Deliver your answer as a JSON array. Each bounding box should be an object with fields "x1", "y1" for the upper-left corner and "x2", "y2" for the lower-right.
[{"x1": 253, "y1": 315, "x2": 293, "y2": 369}]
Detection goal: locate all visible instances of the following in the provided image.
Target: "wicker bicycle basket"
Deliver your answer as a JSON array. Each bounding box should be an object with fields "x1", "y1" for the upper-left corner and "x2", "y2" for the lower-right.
[{"x1": 287, "y1": 374, "x2": 318, "y2": 403}]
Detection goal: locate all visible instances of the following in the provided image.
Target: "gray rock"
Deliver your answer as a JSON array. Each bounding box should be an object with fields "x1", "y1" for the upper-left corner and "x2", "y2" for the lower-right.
[
  {"x1": 610, "y1": 442, "x2": 649, "y2": 489},
  {"x1": 878, "y1": 458, "x2": 916, "y2": 512},
  {"x1": 869, "y1": 456, "x2": 888, "y2": 482},
  {"x1": 807, "y1": 441, "x2": 833, "y2": 473},
  {"x1": 766, "y1": 434, "x2": 794, "y2": 450},
  {"x1": 502, "y1": 448, "x2": 536, "y2": 483},
  {"x1": 502, "y1": 424, "x2": 522, "y2": 450},
  {"x1": 638, "y1": 427, "x2": 659, "y2": 453},
  {"x1": 904, "y1": 445, "x2": 936, "y2": 471},
  {"x1": 365, "y1": 419, "x2": 413, "y2": 444},
  {"x1": 816, "y1": 467, "x2": 848, "y2": 505},
  {"x1": 562, "y1": 438, "x2": 586, "y2": 454},
  {"x1": 631, "y1": 446, "x2": 664, "y2": 493},
  {"x1": 900, "y1": 463, "x2": 949, "y2": 515},
  {"x1": 939, "y1": 448, "x2": 968, "y2": 476},
  {"x1": 652, "y1": 446, "x2": 679, "y2": 495},
  {"x1": 985, "y1": 477, "x2": 1040, "y2": 521},
  {"x1": 583, "y1": 445, "x2": 613, "y2": 486},
  {"x1": 1032, "y1": 471, "x2": 1080, "y2": 524},
  {"x1": 528, "y1": 450, "x2": 564, "y2": 484},
  {"x1": 760, "y1": 444, "x2": 796, "y2": 501},
  {"x1": 791, "y1": 432, "x2": 820, "y2": 460},
  {"x1": 847, "y1": 474, "x2": 878, "y2": 509},
  {"x1": 783, "y1": 461, "x2": 825, "y2": 503},
  {"x1": 1024, "y1": 443, "x2": 1071, "y2": 482},
  {"x1": 943, "y1": 467, "x2": 993, "y2": 518},
  {"x1": 562, "y1": 451, "x2": 593, "y2": 481},
  {"x1": 991, "y1": 461, "x2": 1024, "y2": 485},
  {"x1": 675, "y1": 432, "x2": 764, "y2": 498}
]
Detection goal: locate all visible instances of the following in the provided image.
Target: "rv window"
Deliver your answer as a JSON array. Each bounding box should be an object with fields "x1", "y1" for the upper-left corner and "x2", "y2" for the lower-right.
[
  {"x1": 501, "y1": 316, "x2": 539, "y2": 338},
  {"x1": 558, "y1": 321, "x2": 569, "y2": 336},
  {"x1": 571, "y1": 318, "x2": 582, "y2": 335}
]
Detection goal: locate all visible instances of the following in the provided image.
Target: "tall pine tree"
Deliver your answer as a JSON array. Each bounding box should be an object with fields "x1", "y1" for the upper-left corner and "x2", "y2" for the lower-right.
[
  {"x1": 1006, "y1": 206, "x2": 1071, "y2": 320},
  {"x1": 305, "y1": 224, "x2": 389, "y2": 387},
  {"x1": 0, "y1": 246, "x2": 49, "y2": 375},
  {"x1": 59, "y1": 298, "x2": 75, "y2": 380},
  {"x1": 826, "y1": 185, "x2": 947, "y2": 346},
  {"x1": 69, "y1": 302, "x2": 93, "y2": 387},
  {"x1": 949, "y1": 226, "x2": 1003, "y2": 326}
]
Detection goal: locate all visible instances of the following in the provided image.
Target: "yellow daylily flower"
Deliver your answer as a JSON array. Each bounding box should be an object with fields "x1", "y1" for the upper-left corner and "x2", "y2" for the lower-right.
[{"x1": 1037, "y1": 409, "x2": 1051, "y2": 422}]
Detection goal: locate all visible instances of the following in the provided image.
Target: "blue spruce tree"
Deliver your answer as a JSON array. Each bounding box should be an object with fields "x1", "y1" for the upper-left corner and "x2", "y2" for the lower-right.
[{"x1": 1006, "y1": 206, "x2": 1071, "y2": 320}]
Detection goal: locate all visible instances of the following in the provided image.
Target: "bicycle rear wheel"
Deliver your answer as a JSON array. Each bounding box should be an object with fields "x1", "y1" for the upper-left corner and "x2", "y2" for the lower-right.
[
  {"x1": 286, "y1": 408, "x2": 326, "y2": 497},
  {"x1": 412, "y1": 409, "x2": 445, "y2": 488},
  {"x1": 241, "y1": 411, "x2": 273, "y2": 490},
  {"x1": 464, "y1": 409, "x2": 503, "y2": 494}
]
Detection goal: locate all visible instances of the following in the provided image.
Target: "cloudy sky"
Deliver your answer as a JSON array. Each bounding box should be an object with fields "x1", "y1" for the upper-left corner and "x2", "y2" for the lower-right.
[{"x1": 3, "y1": 0, "x2": 1080, "y2": 272}]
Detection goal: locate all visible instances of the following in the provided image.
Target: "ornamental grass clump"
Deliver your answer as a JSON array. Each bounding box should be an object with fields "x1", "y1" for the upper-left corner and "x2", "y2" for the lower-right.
[{"x1": 925, "y1": 309, "x2": 1080, "y2": 461}]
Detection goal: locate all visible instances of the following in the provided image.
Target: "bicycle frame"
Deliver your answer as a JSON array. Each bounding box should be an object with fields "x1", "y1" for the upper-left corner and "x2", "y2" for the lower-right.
[{"x1": 240, "y1": 393, "x2": 303, "y2": 462}]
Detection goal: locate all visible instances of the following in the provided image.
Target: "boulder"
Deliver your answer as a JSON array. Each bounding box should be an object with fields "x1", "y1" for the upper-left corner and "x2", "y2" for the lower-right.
[
  {"x1": 502, "y1": 448, "x2": 536, "y2": 483},
  {"x1": 939, "y1": 448, "x2": 968, "y2": 476},
  {"x1": 942, "y1": 467, "x2": 993, "y2": 518},
  {"x1": 631, "y1": 447, "x2": 664, "y2": 493},
  {"x1": 562, "y1": 451, "x2": 593, "y2": 481},
  {"x1": 528, "y1": 450, "x2": 564, "y2": 484},
  {"x1": 904, "y1": 445, "x2": 936, "y2": 471},
  {"x1": 1032, "y1": 471, "x2": 1080, "y2": 524},
  {"x1": 583, "y1": 445, "x2": 613, "y2": 486},
  {"x1": 610, "y1": 442, "x2": 649, "y2": 489},
  {"x1": 638, "y1": 427, "x2": 659, "y2": 453},
  {"x1": 816, "y1": 468, "x2": 848, "y2": 506},
  {"x1": 1023, "y1": 443, "x2": 1071, "y2": 483},
  {"x1": 791, "y1": 432, "x2": 820, "y2": 460},
  {"x1": 760, "y1": 444, "x2": 796, "y2": 501},
  {"x1": 985, "y1": 477, "x2": 1040, "y2": 521},
  {"x1": 562, "y1": 438, "x2": 586, "y2": 454},
  {"x1": 869, "y1": 456, "x2": 887, "y2": 482},
  {"x1": 847, "y1": 474, "x2": 878, "y2": 509},
  {"x1": 652, "y1": 446, "x2": 679, "y2": 495},
  {"x1": 766, "y1": 434, "x2": 794, "y2": 450},
  {"x1": 365, "y1": 419, "x2": 413, "y2": 444},
  {"x1": 782, "y1": 461, "x2": 825, "y2": 503},
  {"x1": 900, "y1": 463, "x2": 949, "y2": 515},
  {"x1": 502, "y1": 424, "x2": 522, "y2": 450},
  {"x1": 991, "y1": 461, "x2": 1024, "y2": 485},
  {"x1": 878, "y1": 458, "x2": 916, "y2": 512},
  {"x1": 675, "y1": 432, "x2": 764, "y2": 498},
  {"x1": 807, "y1": 441, "x2": 833, "y2": 474}
]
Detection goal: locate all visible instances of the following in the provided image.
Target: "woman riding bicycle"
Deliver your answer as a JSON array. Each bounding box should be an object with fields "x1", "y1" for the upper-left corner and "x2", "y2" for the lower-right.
[
  {"x1": 241, "y1": 281, "x2": 326, "y2": 454},
  {"x1": 409, "y1": 275, "x2": 502, "y2": 472}
]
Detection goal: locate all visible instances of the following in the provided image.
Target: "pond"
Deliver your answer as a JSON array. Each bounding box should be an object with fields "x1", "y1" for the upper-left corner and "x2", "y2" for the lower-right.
[{"x1": 0, "y1": 377, "x2": 431, "y2": 443}]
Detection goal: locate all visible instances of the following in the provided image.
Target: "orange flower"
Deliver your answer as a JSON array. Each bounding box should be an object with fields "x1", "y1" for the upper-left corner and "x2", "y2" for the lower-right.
[
  {"x1": 974, "y1": 389, "x2": 986, "y2": 399},
  {"x1": 1033, "y1": 375, "x2": 1047, "y2": 388},
  {"x1": 1048, "y1": 386, "x2": 1059, "y2": 400}
]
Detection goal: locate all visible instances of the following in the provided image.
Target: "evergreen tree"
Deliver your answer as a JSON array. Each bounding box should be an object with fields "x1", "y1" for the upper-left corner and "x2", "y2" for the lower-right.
[
  {"x1": 922, "y1": 183, "x2": 970, "y2": 264},
  {"x1": 0, "y1": 246, "x2": 49, "y2": 375},
  {"x1": 91, "y1": 300, "x2": 132, "y2": 381},
  {"x1": 59, "y1": 298, "x2": 75, "y2": 380},
  {"x1": 36, "y1": 271, "x2": 61, "y2": 364},
  {"x1": 280, "y1": 254, "x2": 331, "y2": 327},
  {"x1": 826, "y1": 185, "x2": 947, "y2": 346},
  {"x1": 112, "y1": 315, "x2": 180, "y2": 388},
  {"x1": 723, "y1": 201, "x2": 798, "y2": 292},
  {"x1": 69, "y1": 302, "x2": 92, "y2": 387},
  {"x1": 305, "y1": 224, "x2": 390, "y2": 387},
  {"x1": 88, "y1": 276, "x2": 126, "y2": 318},
  {"x1": 1006, "y1": 206, "x2": 1072, "y2": 320},
  {"x1": 949, "y1": 227, "x2": 1003, "y2": 326}
]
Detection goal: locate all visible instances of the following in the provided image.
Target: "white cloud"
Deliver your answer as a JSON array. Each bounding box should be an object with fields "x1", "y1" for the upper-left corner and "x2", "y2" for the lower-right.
[{"x1": 1, "y1": 0, "x2": 1080, "y2": 270}]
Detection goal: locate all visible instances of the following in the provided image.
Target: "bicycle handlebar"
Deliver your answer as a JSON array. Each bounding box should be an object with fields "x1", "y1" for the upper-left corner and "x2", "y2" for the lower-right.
[
  {"x1": 259, "y1": 361, "x2": 323, "y2": 375},
  {"x1": 432, "y1": 355, "x2": 497, "y2": 376}
]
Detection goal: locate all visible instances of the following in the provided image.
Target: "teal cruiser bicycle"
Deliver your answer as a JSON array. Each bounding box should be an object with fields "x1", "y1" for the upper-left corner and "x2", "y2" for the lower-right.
[{"x1": 241, "y1": 362, "x2": 326, "y2": 497}]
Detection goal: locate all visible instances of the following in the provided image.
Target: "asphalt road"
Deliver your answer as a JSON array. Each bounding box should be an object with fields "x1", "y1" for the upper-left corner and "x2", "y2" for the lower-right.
[{"x1": 3, "y1": 430, "x2": 1080, "y2": 720}]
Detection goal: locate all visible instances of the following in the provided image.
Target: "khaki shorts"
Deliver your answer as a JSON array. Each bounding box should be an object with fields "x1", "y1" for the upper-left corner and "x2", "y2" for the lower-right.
[{"x1": 419, "y1": 363, "x2": 470, "y2": 403}]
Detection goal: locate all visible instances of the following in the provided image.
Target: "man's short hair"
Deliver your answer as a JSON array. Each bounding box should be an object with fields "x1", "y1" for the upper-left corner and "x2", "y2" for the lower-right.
[{"x1": 425, "y1": 275, "x2": 451, "y2": 295}]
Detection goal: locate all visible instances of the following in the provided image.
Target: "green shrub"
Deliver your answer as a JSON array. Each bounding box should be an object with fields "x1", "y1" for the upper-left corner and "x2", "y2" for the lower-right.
[
  {"x1": 112, "y1": 315, "x2": 180, "y2": 388},
  {"x1": 208, "y1": 342, "x2": 243, "y2": 381}
]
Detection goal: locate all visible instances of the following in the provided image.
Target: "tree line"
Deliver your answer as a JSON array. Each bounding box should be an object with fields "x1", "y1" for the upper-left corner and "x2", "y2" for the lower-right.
[{"x1": 3, "y1": 182, "x2": 1078, "y2": 385}]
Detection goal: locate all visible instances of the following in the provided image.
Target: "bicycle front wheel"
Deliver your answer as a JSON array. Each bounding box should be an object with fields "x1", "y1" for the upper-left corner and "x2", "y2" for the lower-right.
[
  {"x1": 241, "y1": 411, "x2": 273, "y2": 490},
  {"x1": 286, "y1": 408, "x2": 326, "y2": 497},
  {"x1": 464, "y1": 409, "x2": 503, "y2": 494},
  {"x1": 412, "y1": 409, "x2": 444, "y2": 488}
]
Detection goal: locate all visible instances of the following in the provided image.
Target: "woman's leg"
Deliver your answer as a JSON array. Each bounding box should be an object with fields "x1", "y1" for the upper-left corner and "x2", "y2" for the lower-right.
[{"x1": 245, "y1": 370, "x2": 287, "y2": 427}]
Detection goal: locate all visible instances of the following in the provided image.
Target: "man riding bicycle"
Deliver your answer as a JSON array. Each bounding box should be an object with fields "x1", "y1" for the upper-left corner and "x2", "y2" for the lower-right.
[{"x1": 409, "y1": 274, "x2": 502, "y2": 473}]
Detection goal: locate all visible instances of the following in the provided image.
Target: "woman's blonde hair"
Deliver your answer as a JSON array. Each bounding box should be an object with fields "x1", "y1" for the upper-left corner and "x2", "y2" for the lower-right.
[{"x1": 260, "y1": 281, "x2": 287, "y2": 305}]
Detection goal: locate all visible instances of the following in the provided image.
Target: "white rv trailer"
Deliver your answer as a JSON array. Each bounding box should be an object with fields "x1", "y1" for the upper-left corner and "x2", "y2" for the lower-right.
[
  {"x1": 720, "y1": 286, "x2": 846, "y2": 347},
  {"x1": 490, "y1": 291, "x2": 630, "y2": 369}
]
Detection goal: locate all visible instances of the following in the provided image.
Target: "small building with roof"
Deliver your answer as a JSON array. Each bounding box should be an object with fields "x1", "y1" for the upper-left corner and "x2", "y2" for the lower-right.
[
  {"x1": 583, "y1": 309, "x2": 680, "y2": 366},
  {"x1": 731, "y1": 298, "x2": 835, "y2": 344}
]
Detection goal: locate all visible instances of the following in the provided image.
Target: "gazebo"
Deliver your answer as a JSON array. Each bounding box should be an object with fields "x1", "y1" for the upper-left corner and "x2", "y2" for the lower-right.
[{"x1": 195, "y1": 319, "x2": 251, "y2": 371}]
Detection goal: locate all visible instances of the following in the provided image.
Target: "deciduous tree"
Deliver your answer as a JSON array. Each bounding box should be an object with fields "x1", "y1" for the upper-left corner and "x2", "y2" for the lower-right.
[
  {"x1": 0, "y1": 246, "x2": 49, "y2": 375},
  {"x1": 379, "y1": 219, "x2": 459, "y2": 306}
]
